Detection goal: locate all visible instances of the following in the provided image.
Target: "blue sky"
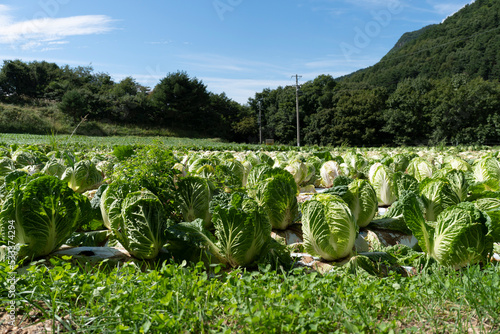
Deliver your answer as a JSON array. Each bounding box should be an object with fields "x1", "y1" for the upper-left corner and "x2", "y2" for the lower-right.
[{"x1": 0, "y1": 0, "x2": 473, "y2": 104}]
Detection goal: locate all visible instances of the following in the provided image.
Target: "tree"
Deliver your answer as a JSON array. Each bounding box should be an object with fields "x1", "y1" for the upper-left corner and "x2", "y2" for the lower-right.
[
  {"x1": 149, "y1": 71, "x2": 210, "y2": 129},
  {"x1": 330, "y1": 87, "x2": 388, "y2": 146},
  {"x1": 430, "y1": 75, "x2": 500, "y2": 145},
  {"x1": 0, "y1": 60, "x2": 36, "y2": 97},
  {"x1": 382, "y1": 77, "x2": 434, "y2": 145},
  {"x1": 59, "y1": 89, "x2": 90, "y2": 122}
]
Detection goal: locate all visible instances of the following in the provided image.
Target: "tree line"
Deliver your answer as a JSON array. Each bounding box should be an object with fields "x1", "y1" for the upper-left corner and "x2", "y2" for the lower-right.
[
  {"x1": 0, "y1": 59, "x2": 252, "y2": 141},
  {"x1": 1, "y1": 59, "x2": 500, "y2": 146},
  {"x1": 247, "y1": 74, "x2": 500, "y2": 147}
]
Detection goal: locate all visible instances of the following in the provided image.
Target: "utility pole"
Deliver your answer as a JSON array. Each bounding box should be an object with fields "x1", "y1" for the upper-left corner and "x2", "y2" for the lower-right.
[
  {"x1": 292, "y1": 74, "x2": 302, "y2": 147},
  {"x1": 258, "y1": 100, "x2": 262, "y2": 144}
]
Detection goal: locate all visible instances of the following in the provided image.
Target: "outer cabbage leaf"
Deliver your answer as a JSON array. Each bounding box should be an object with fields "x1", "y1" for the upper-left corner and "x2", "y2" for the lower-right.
[
  {"x1": 165, "y1": 219, "x2": 225, "y2": 265},
  {"x1": 256, "y1": 152, "x2": 274, "y2": 167},
  {"x1": 393, "y1": 172, "x2": 419, "y2": 199},
  {"x1": 0, "y1": 157, "x2": 16, "y2": 177},
  {"x1": 301, "y1": 194, "x2": 358, "y2": 261},
  {"x1": 216, "y1": 158, "x2": 245, "y2": 189},
  {"x1": 368, "y1": 195, "x2": 412, "y2": 235},
  {"x1": 188, "y1": 157, "x2": 220, "y2": 178},
  {"x1": 100, "y1": 181, "x2": 135, "y2": 231},
  {"x1": 401, "y1": 191, "x2": 433, "y2": 254},
  {"x1": 444, "y1": 169, "x2": 469, "y2": 203},
  {"x1": 390, "y1": 153, "x2": 413, "y2": 173},
  {"x1": 247, "y1": 164, "x2": 271, "y2": 185}
]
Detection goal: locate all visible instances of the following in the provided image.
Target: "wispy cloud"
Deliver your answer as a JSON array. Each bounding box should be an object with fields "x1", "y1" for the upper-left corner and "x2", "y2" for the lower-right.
[{"x1": 0, "y1": 5, "x2": 115, "y2": 50}]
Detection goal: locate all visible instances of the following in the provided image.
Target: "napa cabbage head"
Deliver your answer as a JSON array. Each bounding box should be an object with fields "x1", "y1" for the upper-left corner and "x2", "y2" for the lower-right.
[
  {"x1": 419, "y1": 177, "x2": 461, "y2": 222},
  {"x1": 402, "y1": 192, "x2": 493, "y2": 269},
  {"x1": 407, "y1": 157, "x2": 434, "y2": 182},
  {"x1": 284, "y1": 160, "x2": 308, "y2": 186},
  {"x1": 344, "y1": 179, "x2": 378, "y2": 228},
  {"x1": 100, "y1": 180, "x2": 172, "y2": 259},
  {"x1": 175, "y1": 176, "x2": 213, "y2": 229},
  {"x1": 472, "y1": 155, "x2": 500, "y2": 191},
  {"x1": 254, "y1": 170, "x2": 298, "y2": 230},
  {"x1": 343, "y1": 151, "x2": 368, "y2": 178},
  {"x1": 368, "y1": 163, "x2": 397, "y2": 206},
  {"x1": 0, "y1": 175, "x2": 91, "y2": 260},
  {"x1": 323, "y1": 179, "x2": 378, "y2": 228},
  {"x1": 389, "y1": 153, "x2": 414, "y2": 173},
  {"x1": 41, "y1": 159, "x2": 66, "y2": 178},
  {"x1": 474, "y1": 197, "x2": 500, "y2": 242},
  {"x1": 210, "y1": 192, "x2": 272, "y2": 267},
  {"x1": 62, "y1": 160, "x2": 104, "y2": 193},
  {"x1": 320, "y1": 161, "x2": 342, "y2": 188},
  {"x1": 442, "y1": 156, "x2": 472, "y2": 172},
  {"x1": 216, "y1": 158, "x2": 245, "y2": 189},
  {"x1": 301, "y1": 194, "x2": 358, "y2": 261}
]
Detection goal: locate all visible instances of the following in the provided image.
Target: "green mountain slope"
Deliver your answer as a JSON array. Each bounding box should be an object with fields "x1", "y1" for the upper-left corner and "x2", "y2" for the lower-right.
[{"x1": 342, "y1": 0, "x2": 500, "y2": 89}]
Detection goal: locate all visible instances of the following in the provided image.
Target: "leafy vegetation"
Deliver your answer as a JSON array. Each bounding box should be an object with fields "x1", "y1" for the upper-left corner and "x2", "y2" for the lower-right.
[
  {"x1": 0, "y1": 139, "x2": 499, "y2": 333},
  {"x1": 1, "y1": 258, "x2": 499, "y2": 333}
]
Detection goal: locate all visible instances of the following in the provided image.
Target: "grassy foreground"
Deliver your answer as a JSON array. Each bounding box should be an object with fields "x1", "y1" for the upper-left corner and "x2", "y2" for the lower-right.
[{"x1": 1, "y1": 257, "x2": 499, "y2": 334}]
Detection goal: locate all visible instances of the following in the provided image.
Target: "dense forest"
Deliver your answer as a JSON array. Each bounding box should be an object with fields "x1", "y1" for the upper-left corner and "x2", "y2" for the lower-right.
[{"x1": 1, "y1": 0, "x2": 500, "y2": 146}]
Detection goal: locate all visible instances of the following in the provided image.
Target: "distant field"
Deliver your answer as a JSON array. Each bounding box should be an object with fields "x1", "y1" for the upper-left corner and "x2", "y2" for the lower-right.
[{"x1": 0, "y1": 133, "x2": 239, "y2": 149}]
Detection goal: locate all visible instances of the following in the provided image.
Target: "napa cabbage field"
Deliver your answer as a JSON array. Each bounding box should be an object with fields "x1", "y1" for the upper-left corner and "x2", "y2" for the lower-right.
[{"x1": 0, "y1": 136, "x2": 499, "y2": 333}]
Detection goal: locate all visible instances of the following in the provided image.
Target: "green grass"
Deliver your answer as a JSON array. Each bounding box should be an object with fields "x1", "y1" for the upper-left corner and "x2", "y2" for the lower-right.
[
  {"x1": 0, "y1": 102, "x2": 216, "y2": 141},
  {"x1": 1, "y1": 258, "x2": 499, "y2": 333}
]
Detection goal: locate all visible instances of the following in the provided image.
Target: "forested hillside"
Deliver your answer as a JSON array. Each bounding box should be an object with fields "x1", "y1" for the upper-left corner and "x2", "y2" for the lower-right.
[
  {"x1": 1, "y1": 0, "x2": 499, "y2": 146},
  {"x1": 249, "y1": 0, "x2": 500, "y2": 146},
  {"x1": 343, "y1": 0, "x2": 500, "y2": 88}
]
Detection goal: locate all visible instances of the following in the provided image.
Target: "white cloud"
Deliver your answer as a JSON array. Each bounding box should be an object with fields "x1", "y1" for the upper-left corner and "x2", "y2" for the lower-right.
[{"x1": 0, "y1": 5, "x2": 114, "y2": 50}]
